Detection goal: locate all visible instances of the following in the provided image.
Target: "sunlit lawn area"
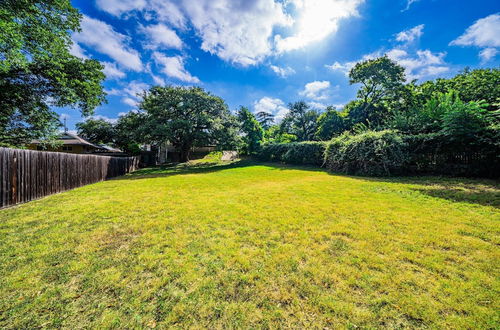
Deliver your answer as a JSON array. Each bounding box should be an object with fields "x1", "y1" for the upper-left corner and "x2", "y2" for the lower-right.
[{"x1": 0, "y1": 161, "x2": 498, "y2": 328}]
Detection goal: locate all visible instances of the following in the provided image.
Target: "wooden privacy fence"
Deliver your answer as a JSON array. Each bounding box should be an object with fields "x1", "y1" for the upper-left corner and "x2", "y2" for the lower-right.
[{"x1": 0, "y1": 148, "x2": 139, "y2": 208}]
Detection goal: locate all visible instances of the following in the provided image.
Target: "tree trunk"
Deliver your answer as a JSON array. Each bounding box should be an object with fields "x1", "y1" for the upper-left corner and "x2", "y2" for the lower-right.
[{"x1": 179, "y1": 147, "x2": 190, "y2": 162}]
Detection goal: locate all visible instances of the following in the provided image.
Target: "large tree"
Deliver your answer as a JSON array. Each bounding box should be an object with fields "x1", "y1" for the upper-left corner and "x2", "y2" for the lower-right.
[
  {"x1": 237, "y1": 107, "x2": 264, "y2": 155},
  {"x1": 348, "y1": 56, "x2": 405, "y2": 126},
  {"x1": 0, "y1": 0, "x2": 106, "y2": 147},
  {"x1": 114, "y1": 112, "x2": 145, "y2": 154},
  {"x1": 140, "y1": 86, "x2": 238, "y2": 162},
  {"x1": 315, "y1": 106, "x2": 346, "y2": 140},
  {"x1": 255, "y1": 111, "x2": 275, "y2": 130},
  {"x1": 76, "y1": 118, "x2": 115, "y2": 145},
  {"x1": 281, "y1": 101, "x2": 319, "y2": 141}
]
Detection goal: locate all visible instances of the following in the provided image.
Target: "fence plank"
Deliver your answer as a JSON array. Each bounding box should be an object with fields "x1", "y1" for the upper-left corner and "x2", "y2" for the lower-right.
[{"x1": 0, "y1": 148, "x2": 139, "y2": 208}]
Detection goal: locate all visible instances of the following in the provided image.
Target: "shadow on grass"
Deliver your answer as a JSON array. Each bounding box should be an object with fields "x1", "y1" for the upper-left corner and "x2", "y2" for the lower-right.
[
  {"x1": 335, "y1": 175, "x2": 500, "y2": 209},
  {"x1": 413, "y1": 186, "x2": 499, "y2": 208},
  {"x1": 116, "y1": 160, "x2": 256, "y2": 180},
  {"x1": 118, "y1": 160, "x2": 499, "y2": 208}
]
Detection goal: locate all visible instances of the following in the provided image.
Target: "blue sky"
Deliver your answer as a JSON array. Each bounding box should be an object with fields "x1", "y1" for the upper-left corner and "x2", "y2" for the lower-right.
[{"x1": 60, "y1": 0, "x2": 500, "y2": 129}]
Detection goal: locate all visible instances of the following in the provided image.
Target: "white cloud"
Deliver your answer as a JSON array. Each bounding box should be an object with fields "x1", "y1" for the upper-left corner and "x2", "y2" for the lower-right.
[
  {"x1": 387, "y1": 48, "x2": 449, "y2": 80},
  {"x1": 450, "y1": 14, "x2": 500, "y2": 62},
  {"x1": 124, "y1": 81, "x2": 149, "y2": 99},
  {"x1": 91, "y1": 115, "x2": 118, "y2": 124},
  {"x1": 300, "y1": 81, "x2": 333, "y2": 100},
  {"x1": 417, "y1": 65, "x2": 450, "y2": 77},
  {"x1": 308, "y1": 101, "x2": 327, "y2": 110},
  {"x1": 182, "y1": 0, "x2": 291, "y2": 66},
  {"x1": 59, "y1": 113, "x2": 70, "y2": 120},
  {"x1": 147, "y1": 0, "x2": 186, "y2": 29},
  {"x1": 94, "y1": 0, "x2": 364, "y2": 66},
  {"x1": 270, "y1": 65, "x2": 296, "y2": 77},
  {"x1": 325, "y1": 52, "x2": 379, "y2": 75},
  {"x1": 328, "y1": 48, "x2": 448, "y2": 81},
  {"x1": 325, "y1": 61, "x2": 354, "y2": 75},
  {"x1": 95, "y1": 0, "x2": 146, "y2": 17},
  {"x1": 396, "y1": 24, "x2": 424, "y2": 43},
  {"x1": 152, "y1": 52, "x2": 200, "y2": 83},
  {"x1": 141, "y1": 24, "x2": 183, "y2": 50},
  {"x1": 479, "y1": 47, "x2": 499, "y2": 63},
  {"x1": 254, "y1": 97, "x2": 289, "y2": 121},
  {"x1": 332, "y1": 103, "x2": 346, "y2": 109},
  {"x1": 275, "y1": 0, "x2": 364, "y2": 52},
  {"x1": 151, "y1": 74, "x2": 166, "y2": 86},
  {"x1": 122, "y1": 97, "x2": 138, "y2": 107},
  {"x1": 102, "y1": 62, "x2": 126, "y2": 80},
  {"x1": 451, "y1": 14, "x2": 500, "y2": 48},
  {"x1": 73, "y1": 15, "x2": 142, "y2": 71},
  {"x1": 96, "y1": 0, "x2": 186, "y2": 29},
  {"x1": 105, "y1": 82, "x2": 148, "y2": 106},
  {"x1": 69, "y1": 42, "x2": 88, "y2": 59},
  {"x1": 105, "y1": 88, "x2": 122, "y2": 96},
  {"x1": 402, "y1": 0, "x2": 420, "y2": 12}
]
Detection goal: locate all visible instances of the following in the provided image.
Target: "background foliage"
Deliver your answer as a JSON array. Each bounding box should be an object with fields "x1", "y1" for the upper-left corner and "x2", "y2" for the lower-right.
[
  {"x1": 0, "y1": 0, "x2": 106, "y2": 147},
  {"x1": 258, "y1": 142, "x2": 326, "y2": 166}
]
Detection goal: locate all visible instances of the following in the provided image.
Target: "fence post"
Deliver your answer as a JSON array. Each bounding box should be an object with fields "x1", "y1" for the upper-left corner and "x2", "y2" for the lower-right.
[{"x1": 11, "y1": 151, "x2": 17, "y2": 205}]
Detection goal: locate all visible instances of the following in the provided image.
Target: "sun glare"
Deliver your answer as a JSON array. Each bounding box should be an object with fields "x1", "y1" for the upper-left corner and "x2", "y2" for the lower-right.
[{"x1": 276, "y1": 0, "x2": 361, "y2": 52}]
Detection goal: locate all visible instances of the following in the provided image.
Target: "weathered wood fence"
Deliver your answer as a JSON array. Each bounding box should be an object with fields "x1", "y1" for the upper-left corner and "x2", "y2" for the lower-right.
[{"x1": 0, "y1": 148, "x2": 139, "y2": 208}]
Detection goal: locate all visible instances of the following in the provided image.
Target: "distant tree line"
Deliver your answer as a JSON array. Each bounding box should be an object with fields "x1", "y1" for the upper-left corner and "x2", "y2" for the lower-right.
[
  {"x1": 249, "y1": 57, "x2": 499, "y2": 177},
  {"x1": 243, "y1": 58, "x2": 499, "y2": 149}
]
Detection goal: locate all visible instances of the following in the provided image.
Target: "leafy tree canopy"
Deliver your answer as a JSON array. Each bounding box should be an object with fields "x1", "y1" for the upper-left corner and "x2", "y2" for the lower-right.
[
  {"x1": 255, "y1": 111, "x2": 275, "y2": 130},
  {"x1": 264, "y1": 125, "x2": 297, "y2": 144},
  {"x1": 0, "y1": 0, "x2": 106, "y2": 147},
  {"x1": 418, "y1": 68, "x2": 500, "y2": 111},
  {"x1": 315, "y1": 106, "x2": 346, "y2": 140},
  {"x1": 281, "y1": 101, "x2": 319, "y2": 141},
  {"x1": 76, "y1": 118, "x2": 115, "y2": 146},
  {"x1": 350, "y1": 56, "x2": 406, "y2": 105},
  {"x1": 237, "y1": 107, "x2": 263, "y2": 155},
  {"x1": 139, "y1": 86, "x2": 239, "y2": 162},
  {"x1": 114, "y1": 112, "x2": 145, "y2": 155},
  {"x1": 348, "y1": 56, "x2": 406, "y2": 126}
]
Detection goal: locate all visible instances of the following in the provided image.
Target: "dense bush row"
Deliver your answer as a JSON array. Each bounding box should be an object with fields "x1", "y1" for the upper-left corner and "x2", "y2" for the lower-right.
[
  {"x1": 404, "y1": 133, "x2": 499, "y2": 177},
  {"x1": 257, "y1": 142, "x2": 326, "y2": 166},
  {"x1": 257, "y1": 129, "x2": 499, "y2": 177},
  {"x1": 325, "y1": 130, "x2": 409, "y2": 176}
]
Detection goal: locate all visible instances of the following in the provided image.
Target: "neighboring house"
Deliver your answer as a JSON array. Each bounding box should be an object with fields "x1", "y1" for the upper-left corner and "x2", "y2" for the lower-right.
[
  {"x1": 28, "y1": 132, "x2": 120, "y2": 155},
  {"x1": 93, "y1": 145, "x2": 127, "y2": 156}
]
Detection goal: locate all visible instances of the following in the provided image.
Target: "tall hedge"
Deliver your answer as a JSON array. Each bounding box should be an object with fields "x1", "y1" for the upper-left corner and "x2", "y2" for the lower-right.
[
  {"x1": 258, "y1": 142, "x2": 326, "y2": 166},
  {"x1": 325, "y1": 130, "x2": 409, "y2": 176},
  {"x1": 258, "y1": 130, "x2": 498, "y2": 178},
  {"x1": 404, "y1": 133, "x2": 499, "y2": 177}
]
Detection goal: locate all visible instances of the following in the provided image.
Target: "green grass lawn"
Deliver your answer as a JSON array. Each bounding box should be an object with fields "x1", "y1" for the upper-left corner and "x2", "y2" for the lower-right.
[{"x1": 1, "y1": 161, "x2": 499, "y2": 328}]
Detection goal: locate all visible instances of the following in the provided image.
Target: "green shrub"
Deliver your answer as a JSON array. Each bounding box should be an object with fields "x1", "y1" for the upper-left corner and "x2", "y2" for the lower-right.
[
  {"x1": 258, "y1": 142, "x2": 326, "y2": 166},
  {"x1": 403, "y1": 132, "x2": 500, "y2": 178},
  {"x1": 257, "y1": 143, "x2": 291, "y2": 162},
  {"x1": 325, "y1": 130, "x2": 409, "y2": 176},
  {"x1": 282, "y1": 142, "x2": 326, "y2": 166}
]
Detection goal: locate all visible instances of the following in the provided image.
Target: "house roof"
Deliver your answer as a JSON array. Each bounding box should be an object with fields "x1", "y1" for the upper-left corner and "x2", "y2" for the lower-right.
[
  {"x1": 31, "y1": 132, "x2": 100, "y2": 148},
  {"x1": 97, "y1": 145, "x2": 123, "y2": 153}
]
